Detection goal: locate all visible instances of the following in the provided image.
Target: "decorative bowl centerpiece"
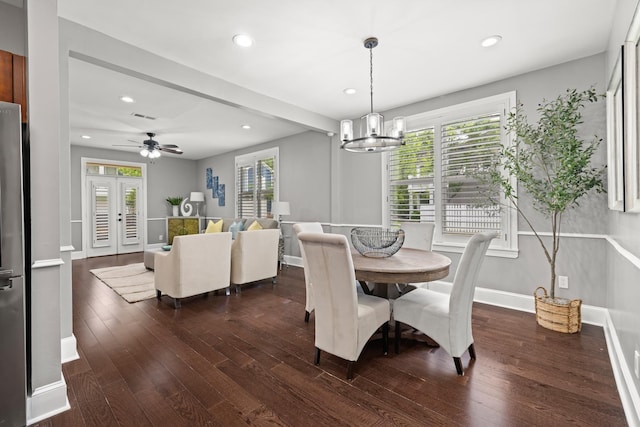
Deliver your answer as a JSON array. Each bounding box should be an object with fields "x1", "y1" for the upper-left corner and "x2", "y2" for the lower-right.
[{"x1": 350, "y1": 227, "x2": 405, "y2": 258}]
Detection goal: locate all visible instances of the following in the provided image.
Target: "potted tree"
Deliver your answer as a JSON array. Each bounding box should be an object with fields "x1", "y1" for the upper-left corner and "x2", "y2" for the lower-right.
[
  {"x1": 481, "y1": 88, "x2": 605, "y2": 333},
  {"x1": 166, "y1": 196, "x2": 183, "y2": 217}
]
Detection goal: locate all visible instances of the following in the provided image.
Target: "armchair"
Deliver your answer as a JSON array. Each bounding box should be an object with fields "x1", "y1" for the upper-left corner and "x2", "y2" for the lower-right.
[
  {"x1": 155, "y1": 232, "x2": 232, "y2": 308},
  {"x1": 230, "y1": 228, "x2": 280, "y2": 293}
]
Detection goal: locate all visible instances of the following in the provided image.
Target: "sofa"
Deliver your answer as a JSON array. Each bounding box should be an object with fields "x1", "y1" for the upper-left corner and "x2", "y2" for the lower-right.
[
  {"x1": 154, "y1": 232, "x2": 232, "y2": 308},
  {"x1": 211, "y1": 217, "x2": 279, "y2": 233}
]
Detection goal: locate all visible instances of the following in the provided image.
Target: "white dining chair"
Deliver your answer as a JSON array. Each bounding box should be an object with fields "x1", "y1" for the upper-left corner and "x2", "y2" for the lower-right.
[
  {"x1": 393, "y1": 232, "x2": 496, "y2": 375},
  {"x1": 396, "y1": 222, "x2": 436, "y2": 294},
  {"x1": 293, "y1": 222, "x2": 324, "y2": 322},
  {"x1": 400, "y1": 222, "x2": 435, "y2": 251},
  {"x1": 297, "y1": 232, "x2": 390, "y2": 380}
]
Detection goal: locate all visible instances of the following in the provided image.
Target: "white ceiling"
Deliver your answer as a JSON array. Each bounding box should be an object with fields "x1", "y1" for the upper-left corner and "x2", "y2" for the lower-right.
[{"x1": 56, "y1": 0, "x2": 617, "y2": 160}]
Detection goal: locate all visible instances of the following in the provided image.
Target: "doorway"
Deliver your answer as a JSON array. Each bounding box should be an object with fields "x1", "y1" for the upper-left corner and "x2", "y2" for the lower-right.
[{"x1": 82, "y1": 158, "x2": 146, "y2": 257}]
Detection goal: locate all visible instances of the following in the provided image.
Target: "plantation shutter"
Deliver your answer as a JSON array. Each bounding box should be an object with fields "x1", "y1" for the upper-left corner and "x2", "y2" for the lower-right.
[
  {"x1": 235, "y1": 150, "x2": 277, "y2": 218},
  {"x1": 92, "y1": 182, "x2": 112, "y2": 248},
  {"x1": 440, "y1": 112, "x2": 502, "y2": 235},
  {"x1": 388, "y1": 127, "x2": 436, "y2": 226},
  {"x1": 236, "y1": 163, "x2": 255, "y2": 218},
  {"x1": 120, "y1": 181, "x2": 141, "y2": 245}
]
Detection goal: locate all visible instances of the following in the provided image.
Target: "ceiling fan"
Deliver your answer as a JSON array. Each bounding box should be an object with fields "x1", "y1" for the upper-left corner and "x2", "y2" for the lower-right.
[{"x1": 117, "y1": 132, "x2": 183, "y2": 158}]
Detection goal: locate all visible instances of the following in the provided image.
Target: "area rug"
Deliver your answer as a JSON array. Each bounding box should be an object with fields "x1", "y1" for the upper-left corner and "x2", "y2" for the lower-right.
[{"x1": 90, "y1": 263, "x2": 156, "y2": 303}]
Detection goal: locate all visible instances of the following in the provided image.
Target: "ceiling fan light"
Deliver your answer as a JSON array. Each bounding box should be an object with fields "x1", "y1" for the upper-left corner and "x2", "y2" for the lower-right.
[
  {"x1": 149, "y1": 150, "x2": 161, "y2": 159},
  {"x1": 140, "y1": 148, "x2": 149, "y2": 157}
]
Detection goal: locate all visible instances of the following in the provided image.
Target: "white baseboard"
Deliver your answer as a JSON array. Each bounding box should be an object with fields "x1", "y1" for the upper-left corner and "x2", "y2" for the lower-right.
[
  {"x1": 61, "y1": 334, "x2": 79, "y2": 363},
  {"x1": 27, "y1": 377, "x2": 70, "y2": 425},
  {"x1": 426, "y1": 280, "x2": 607, "y2": 326},
  {"x1": 71, "y1": 251, "x2": 85, "y2": 260},
  {"x1": 604, "y1": 311, "x2": 640, "y2": 427}
]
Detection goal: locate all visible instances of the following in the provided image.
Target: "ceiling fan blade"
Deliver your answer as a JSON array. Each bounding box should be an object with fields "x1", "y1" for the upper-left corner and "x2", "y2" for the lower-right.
[
  {"x1": 113, "y1": 144, "x2": 142, "y2": 148},
  {"x1": 158, "y1": 144, "x2": 180, "y2": 149},
  {"x1": 159, "y1": 147, "x2": 183, "y2": 155}
]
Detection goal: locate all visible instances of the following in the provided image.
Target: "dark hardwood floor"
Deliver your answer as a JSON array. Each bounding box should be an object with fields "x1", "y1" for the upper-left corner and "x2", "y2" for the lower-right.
[{"x1": 33, "y1": 253, "x2": 626, "y2": 426}]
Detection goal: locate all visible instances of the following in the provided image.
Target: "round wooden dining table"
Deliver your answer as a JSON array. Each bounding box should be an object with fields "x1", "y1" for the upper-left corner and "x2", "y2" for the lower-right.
[{"x1": 351, "y1": 247, "x2": 451, "y2": 297}]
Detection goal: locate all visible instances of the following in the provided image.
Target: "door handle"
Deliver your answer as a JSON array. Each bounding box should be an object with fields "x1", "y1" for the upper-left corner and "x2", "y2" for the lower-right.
[{"x1": 0, "y1": 271, "x2": 14, "y2": 290}]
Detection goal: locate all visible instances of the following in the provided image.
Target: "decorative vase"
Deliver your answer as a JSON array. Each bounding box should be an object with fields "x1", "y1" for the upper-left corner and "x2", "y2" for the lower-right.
[{"x1": 172, "y1": 205, "x2": 179, "y2": 216}]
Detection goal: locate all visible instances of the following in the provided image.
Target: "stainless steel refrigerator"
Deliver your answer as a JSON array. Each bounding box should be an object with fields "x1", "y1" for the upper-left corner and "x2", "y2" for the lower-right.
[{"x1": 0, "y1": 101, "x2": 27, "y2": 426}]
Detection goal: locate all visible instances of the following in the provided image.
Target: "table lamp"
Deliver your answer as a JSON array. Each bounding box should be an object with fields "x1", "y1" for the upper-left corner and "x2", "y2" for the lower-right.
[
  {"x1": 190, "y1": 191, "x2": 205, "y2": 216},
  {"x1": 274, "y1": 201, "x2": 290, "y2": 222}
]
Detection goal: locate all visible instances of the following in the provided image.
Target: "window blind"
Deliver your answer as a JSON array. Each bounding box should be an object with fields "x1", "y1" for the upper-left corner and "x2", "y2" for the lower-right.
[
  {"x1": 388, "y1": 127, "x2": 435, "y2": 226},
  {"x1": 235, "y1": 151, "x2": 277, "y2": 218},
  {"x1": 440, "y1": 112, "x2": 502, "y2": 235}
]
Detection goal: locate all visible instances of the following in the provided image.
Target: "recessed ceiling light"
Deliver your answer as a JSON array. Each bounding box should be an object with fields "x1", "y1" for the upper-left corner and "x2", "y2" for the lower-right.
[
  {"x1": 481, "y1": 35, "x2": 502, "y2": 48},
  {"x1": 343, "y1": 88, "x2": 357, "y2": 95},
  {"x1": 233, "y1": 34, "x2": 254, "y2": 48},
  {"x1": 120, "y1": 95, "x2": 135, "y2": 103},
  {"x1": 241, "y1": 124, "x2": 251, "y2": 130},
  {"x1": 81, "y1": 135, "x2": 91, "y2": 139}
]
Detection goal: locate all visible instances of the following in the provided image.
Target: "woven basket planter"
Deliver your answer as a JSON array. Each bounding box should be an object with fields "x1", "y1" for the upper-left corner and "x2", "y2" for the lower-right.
[{"x1": 533, "y1": 287, "x2": 582, "y2": 333}]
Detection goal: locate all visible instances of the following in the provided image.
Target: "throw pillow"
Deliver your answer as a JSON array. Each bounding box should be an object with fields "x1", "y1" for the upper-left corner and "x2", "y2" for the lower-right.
[
  {"x1": 205, "y1": 219, "x2": 223, "y2": 233},
  {"x1": 229, "y1": 221, "x2": 244, "y2": 239},
  {"x1": 246, "y1": 220, "x2": 263, "y2": 231}
]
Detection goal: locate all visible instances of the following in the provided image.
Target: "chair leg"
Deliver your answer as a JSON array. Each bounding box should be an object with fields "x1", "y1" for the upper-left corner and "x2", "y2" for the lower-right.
[
  {"x1": 225, "y1": 287, "x2": 231, "y2": 296},
  {"x1": 394, "y1": 321, "x2": 402, "y2": 354},
  {"x1": 454, "y1": 357, "x2": 463, "y2": 375},
  {"x1": 174, "y1": 298, "x2": 181, "y2": 309},
  {"x1": 468, "y1": 343, "x2": 476, "y2": 360},
  {"x1": 304, "y1": 311, "x2": 310, "y2": 323},
  {"x1": 382, "y1": 322, "x2": 389, "y2": 355},
  {"x1": 272, "y1": 276, "x2": 277, "y2": 284},
  {"x1": 346, "y1": 361, "x2": 355, "y2": 380},
  {"x1": 235, "y1": 285, "x2": 241, "y2": 294},
  {"x1": 156, "y1": 290, "x2": 161, "y2": 299},
  {"x1": 314, "y1": 347, "x2": 321, "y2": 365}
]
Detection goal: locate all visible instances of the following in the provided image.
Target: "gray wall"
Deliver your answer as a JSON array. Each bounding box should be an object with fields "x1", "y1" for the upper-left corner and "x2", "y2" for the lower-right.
[
  {"x1": 605, "y1": 1, "x2": 640, "y2": 423},
  {"x1": 193, "y1": 54, "x2": 609, "y2": 307},
  {"x1": 70, "y1": 145, "x2": 198, "y2": 249}
]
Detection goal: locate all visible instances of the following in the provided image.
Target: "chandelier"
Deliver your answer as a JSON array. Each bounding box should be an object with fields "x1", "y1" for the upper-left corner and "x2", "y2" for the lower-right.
[{"x1": 340, "y1": 37, "x2": 405, "y2": 153}]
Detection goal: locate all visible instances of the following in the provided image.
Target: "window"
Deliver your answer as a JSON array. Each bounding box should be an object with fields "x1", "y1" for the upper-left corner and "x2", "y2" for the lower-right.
[
  {"x1": 235, "y1": 148, "x2": 279, "y2": 218},
  {"x1": 384, "y1": 92, "x2": 517, "y2": 256}
]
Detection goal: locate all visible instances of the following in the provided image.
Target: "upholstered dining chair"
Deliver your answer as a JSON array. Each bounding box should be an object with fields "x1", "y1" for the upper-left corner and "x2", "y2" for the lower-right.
[
  {"x1": 397, "y1": 222, "x2": 436, "y2": 294},
  {"x1": 400, "y1": 222, "x2": 435, "y2": 251},
  {"x1": 297, "y1": 232, "x2": 391, "y2": 380},
  {"x1": 393, "y1": 232, "x2": 496, "y2": 375},
  {"x1": 293, "y1": 222, "x2": 324, "y2": 322}
]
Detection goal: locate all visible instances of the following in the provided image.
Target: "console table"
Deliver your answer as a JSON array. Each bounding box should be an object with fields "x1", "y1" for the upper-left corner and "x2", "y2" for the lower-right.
[{"x1": 167, "y1": 217, "x2": 200, "y2": 244}]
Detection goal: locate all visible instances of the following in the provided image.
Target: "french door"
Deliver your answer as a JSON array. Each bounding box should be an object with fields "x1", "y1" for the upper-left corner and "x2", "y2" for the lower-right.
[{"x1": 86, "y1": 176, "x2": 143, "y2": 257}]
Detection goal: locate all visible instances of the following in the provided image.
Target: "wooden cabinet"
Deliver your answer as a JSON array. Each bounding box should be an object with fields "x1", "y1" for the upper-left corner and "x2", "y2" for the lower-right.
[
  {"x1": 0, "y1": 49, "x2": 27, "y2": 122},
  {"x1": 167, "y1": 217, "x2": 200, "y2": 244}
]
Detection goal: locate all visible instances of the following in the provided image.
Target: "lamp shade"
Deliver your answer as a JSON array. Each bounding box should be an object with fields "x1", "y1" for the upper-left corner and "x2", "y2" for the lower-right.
[
  {"x1": 275, "y1": 201, "x2": 290, "y2": 216},
  {"x1": 190, "y1": 192, "x2": 204, "y2": 202}
]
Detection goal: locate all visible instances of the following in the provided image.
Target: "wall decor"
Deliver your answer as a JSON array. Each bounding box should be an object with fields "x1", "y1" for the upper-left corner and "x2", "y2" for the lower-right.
[
  {"x1": 218, "y1": 184, "x2": 225, "y2": 206},
  {"x1": 212, "y1": 176, "x2": 219, "y2": 198},
  {"x1": 606, "y1": 45, "x2": 625, "y2": 211},
  {"x1": 206, "y1": 167, "x2": 213, "y2": 189}
]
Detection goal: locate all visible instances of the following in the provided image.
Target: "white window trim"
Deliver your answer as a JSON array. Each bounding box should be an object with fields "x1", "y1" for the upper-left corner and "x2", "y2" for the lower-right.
[
  {"x1": 235, "y1": 147, "x2": 280, "y2": 218},
  {"x1": 382, "y1": 92, "x2": 518, "y2": 258}
]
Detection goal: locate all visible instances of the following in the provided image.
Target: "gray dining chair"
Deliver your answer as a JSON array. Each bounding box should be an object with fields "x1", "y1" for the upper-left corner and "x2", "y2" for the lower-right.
[
  {"x1": 293, "y1": 222, "x2": 324, "y2": 322},
  {"x1": 297, "y1": 232, "x2": 390, "y2": 380},
  {"x1": 393, "y1": 232, "x2": 496, "y2": 375}
]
